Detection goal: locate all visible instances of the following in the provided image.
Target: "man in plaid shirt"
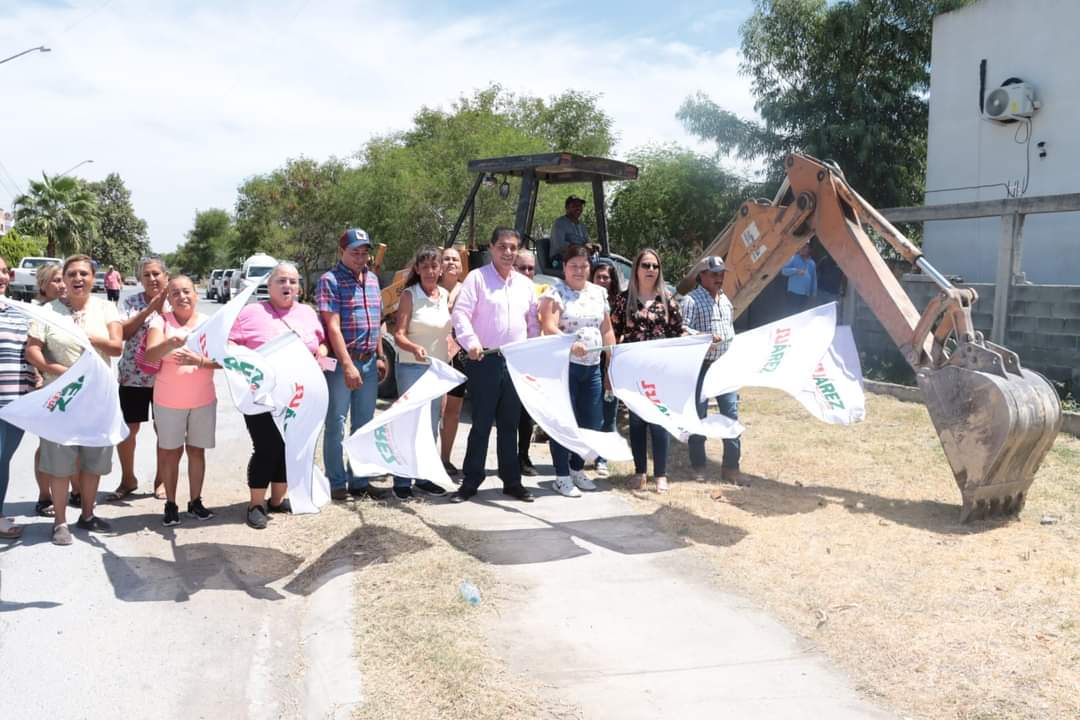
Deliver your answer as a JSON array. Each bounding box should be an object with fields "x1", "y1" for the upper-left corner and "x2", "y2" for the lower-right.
[
  {"x1": 318, "y1": 228, "x2": 389, "y2": 500},
  {"x1": 680, "y1": 256, "x2": 743, "y2": 484}
]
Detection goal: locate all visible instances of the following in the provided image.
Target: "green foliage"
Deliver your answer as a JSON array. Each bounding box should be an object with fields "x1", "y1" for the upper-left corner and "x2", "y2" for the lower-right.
[
  {"x1": 678, "y1": 0, "x2": 974, "y2": 209},
  {"x1": 224, "y1": 86, "x2": 615, "y2": 276},
  {"x1": 85, "y1": 173, "x2": 151, "y2": 273},
  {"x1": 0, "y1": 229, "x2": 46, "y2": 268},
  {"x1": 608, "y1": 145, "x2": 747, "y2": 278},
  {"x1": 168, "y1": 208, "x2": 239, "y2": 276},
  {"x1": 13, "y1": 173, "x2": 99, "y2": 257}
]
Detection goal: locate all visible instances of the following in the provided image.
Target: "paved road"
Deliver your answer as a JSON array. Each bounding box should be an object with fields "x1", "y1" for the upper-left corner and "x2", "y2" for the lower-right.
[{"x1": 0, "y1": 290, "x2": 360, "y2": 719}]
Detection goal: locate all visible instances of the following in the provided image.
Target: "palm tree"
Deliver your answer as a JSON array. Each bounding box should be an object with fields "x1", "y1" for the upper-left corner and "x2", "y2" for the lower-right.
[{"x1": 13, "y1": 173, "x2": 99, "y2": 257}]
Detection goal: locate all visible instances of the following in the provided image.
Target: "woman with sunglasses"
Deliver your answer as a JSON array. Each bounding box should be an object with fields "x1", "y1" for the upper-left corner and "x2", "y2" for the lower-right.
[{"x1": 610, "y1": 249, "x2": 685, "y2": 493}]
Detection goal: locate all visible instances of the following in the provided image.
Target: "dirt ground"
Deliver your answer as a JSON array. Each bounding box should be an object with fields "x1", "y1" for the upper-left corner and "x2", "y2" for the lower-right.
[{"x1": 608, "y1": 388, "x2": 1080, "y2": 720}]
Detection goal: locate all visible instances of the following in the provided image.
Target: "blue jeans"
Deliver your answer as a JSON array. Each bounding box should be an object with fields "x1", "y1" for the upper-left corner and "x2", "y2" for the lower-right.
[
  {"x1": 393, "y1": 361, "x2": 442, "y2": 488},
  {"x1": 689, "y1": 391, "x2": 741, "y2": 470},
  {"x1": 0, "y1": 418, "x2": 24, "y2": 514},
  {"x1": 549, "y1": 363, "x2": 603, "y2": 476},
  {"x1": 323, "y1": 355, "x2": 379, "y2": 490},
  {"x1": 629, "y1": 411, "x2": 669, "y2": 476}
]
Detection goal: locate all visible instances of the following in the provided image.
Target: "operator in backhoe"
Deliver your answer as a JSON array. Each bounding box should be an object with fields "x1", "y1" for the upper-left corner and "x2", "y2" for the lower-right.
[
  {"x1": 681, "y1": 256, "x2": 742, "y2": 486},
  {"x1": 548, "y1": 195, "x2": 589, "y2": 269},
  {"x1": 781, "y1": 242, "x2": 817, "y2": 314}
]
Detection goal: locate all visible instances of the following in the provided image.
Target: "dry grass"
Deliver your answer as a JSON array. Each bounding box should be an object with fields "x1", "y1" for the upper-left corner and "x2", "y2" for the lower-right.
[
  {"x1": 608, "y1": 388, "x2": 1080, "y2": 720},
  {"x1": 330, "y1": 497, "x2": 550, "y2": 720}
]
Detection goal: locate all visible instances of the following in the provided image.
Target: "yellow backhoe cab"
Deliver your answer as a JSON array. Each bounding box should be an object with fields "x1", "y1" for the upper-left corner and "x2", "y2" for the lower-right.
[
  {"x1": 681, "y1": 153, "x2": 1063, "y2": 522},
  {"x1": 377, "y1": 152, "x2": 639, "y2": 396}
]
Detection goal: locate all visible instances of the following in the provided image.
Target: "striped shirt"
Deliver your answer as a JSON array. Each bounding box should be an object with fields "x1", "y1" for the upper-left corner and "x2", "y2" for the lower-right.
[
  {"x1": 0, "y1": 304, "x2": 36, "y2": 407},
  {"x1": 316, "y1": 261, "x2": 382, "y2": 357},
  {"x1": 680, "y1": 285, "x2": 735, "y2": 361}
]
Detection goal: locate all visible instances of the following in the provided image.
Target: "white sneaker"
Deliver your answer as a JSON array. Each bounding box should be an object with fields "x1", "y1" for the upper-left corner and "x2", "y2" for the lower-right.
[
  {"x1": 571, "y1": 469, "x2": 597, "y2": 491},
  {"x1": 553, "y1": 476, "x2": 581, "y2": 497},
  {"x1": 594, "y1": 460, "x2": 609, "y2": 478}
]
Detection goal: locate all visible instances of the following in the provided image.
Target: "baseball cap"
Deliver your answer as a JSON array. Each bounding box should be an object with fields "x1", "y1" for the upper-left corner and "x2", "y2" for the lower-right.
[
  {"x1": 340, "y1": 228, "x2": 373, "y2": 250},
  {"x1": 702, "y1": 256, "x2": 725, "y2": 272},
  {"x1": 565, "y1": 195, "x2": 586, "y2": 206}
]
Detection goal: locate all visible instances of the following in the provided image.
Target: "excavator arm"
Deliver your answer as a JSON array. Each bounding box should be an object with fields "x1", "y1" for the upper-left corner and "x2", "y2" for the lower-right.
[{"x1": 694, "y1": 153, "x2": 1062, "y2": 522}]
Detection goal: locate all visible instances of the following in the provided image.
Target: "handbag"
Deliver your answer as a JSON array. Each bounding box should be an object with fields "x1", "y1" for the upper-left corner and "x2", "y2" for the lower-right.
[{"x1": 134, "y1": 329, "x2": 162, "y2": 376}]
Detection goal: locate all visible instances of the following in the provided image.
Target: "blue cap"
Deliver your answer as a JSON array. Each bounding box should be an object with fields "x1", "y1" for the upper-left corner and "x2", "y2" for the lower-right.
[{"x1": 340, "y1": 228, "x2": 372, "y2": 250}]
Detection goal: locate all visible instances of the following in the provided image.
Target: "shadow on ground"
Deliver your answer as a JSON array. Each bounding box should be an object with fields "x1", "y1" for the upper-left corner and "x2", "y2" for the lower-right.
[
  {"x1": 415, "y1": 489, "x2": 747, "y2": 565},
  {"x1": 647, "y1": 456, "x2": 1010, "y2": 535}
]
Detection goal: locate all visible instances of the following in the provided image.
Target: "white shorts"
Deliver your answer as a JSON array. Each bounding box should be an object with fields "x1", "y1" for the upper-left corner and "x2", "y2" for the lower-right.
[{"x1": 153, "y1": 401, "x2": 217, "y2": 450}]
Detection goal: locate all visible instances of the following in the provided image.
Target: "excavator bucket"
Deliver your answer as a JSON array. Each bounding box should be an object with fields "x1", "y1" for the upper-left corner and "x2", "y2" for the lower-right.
[{"x1": 917, "y1": 339, "x2": 1062, "y2": 522}]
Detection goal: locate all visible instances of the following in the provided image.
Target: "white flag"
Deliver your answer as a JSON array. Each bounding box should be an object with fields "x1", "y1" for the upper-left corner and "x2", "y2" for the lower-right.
[
  {"x1": 253, "y1": 332, "x2": 332, "y2": 514},
  {"x1": 794, "y1": 325, "x2": 866, "y2": 425},
  {"x1": 185, "y1": 277, "x2": 276, "y2": 413},
  {"x1": 345, "y1": 358, "x2": 465, "y2": 484},
  {"x1": 501, "y1": 334, "x2": 632, "y2": 463},
  {"x1": 610, "y1": 334, "x2": 741, "y2": 442},
  {"x1": 0, "y1": 301, "x2": 128, "y2": 446},
  {"x1": 701, "y1": 302, "x2": 838, "y2": 399}
]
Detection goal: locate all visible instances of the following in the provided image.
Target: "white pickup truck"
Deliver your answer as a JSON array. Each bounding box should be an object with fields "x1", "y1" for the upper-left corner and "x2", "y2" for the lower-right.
[{"x1": 11, "y1": 256, "x2": 62, "y2": 302}]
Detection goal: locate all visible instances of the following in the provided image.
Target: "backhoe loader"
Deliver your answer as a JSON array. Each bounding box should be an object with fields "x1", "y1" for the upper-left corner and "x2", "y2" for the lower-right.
[{"x1": 684, "y1": 153, "x2": 1062, "y2": 522}]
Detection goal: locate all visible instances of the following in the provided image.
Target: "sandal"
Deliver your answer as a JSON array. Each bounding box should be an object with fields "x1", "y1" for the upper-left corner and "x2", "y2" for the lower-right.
[
  {"x1": 35, "y1": 498, "x2": 55, "y2": 517},
  {"x1": 153, "y1": 481, "x2": 167, "y2": 500},
  {"x1": 655, "y1": 476, "x2": 669, "y2": 494},
  {"x1": 628, "y1": 473, "x2": 647, "y2": 491},
  {"x1": 106, "y1": 482, "x2": 139, "y2": 502},
  {"x1": 0, "y1": 517, "x2": 23, "y2": 539}
]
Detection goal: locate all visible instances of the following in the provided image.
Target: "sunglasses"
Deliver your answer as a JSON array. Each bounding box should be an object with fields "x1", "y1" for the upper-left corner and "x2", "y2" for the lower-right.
[{"x1": 639, "y1": 262, "x2": 660, "y2": 270}]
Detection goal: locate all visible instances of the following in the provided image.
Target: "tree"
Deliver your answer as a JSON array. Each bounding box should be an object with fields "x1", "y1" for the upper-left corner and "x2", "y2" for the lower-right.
[
  {"x1": 169, "y1": 208, "x2": 238, "y2": 276},
  {"x1": 677, "y1": 0, "x2": 973, "y2": 209},
  {"x1": 0, "y1": 229, "x2": 46, "y2": 269},
  {"x1": 13, "y1": 173, "x2": 99, "y2": 257},
  {"x1": 86, "y1": 173, "x2": 151, "y2": 272},
  {"x1": 608, "y1": 145, "x2": 748, "y2": 278}
]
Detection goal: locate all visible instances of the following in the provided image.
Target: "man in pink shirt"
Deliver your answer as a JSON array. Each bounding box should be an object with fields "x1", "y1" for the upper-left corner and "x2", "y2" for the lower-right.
[{"x1": 450, "y1": 227, "x2": 539, "y2": 503}]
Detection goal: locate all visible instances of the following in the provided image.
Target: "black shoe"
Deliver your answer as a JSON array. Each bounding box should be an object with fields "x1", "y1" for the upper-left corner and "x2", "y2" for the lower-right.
[
  {"x1": 442, "y1": 460, "x2": 460, "y2": 477},
  {"x1": 331, "y1": 487, "x2": 349, "y2": 501},
  {"x1": 246, "y1": 505, "x2": 268, "y2": 530},
  {"x1": 349, "y1": 485, "x2": 389, "y2": 500},
  {"x1": 414, "y1": 480, "x2": 447, "y2": 497},
  {"x1": 267, "y1": 498, "x2": 292, "y2": 514},
  {"x1": 163, "y1": 501, "x2": 181, "y2": 527},
  {"x1": 68, "y1": 491, "x2": 81, "y2": 508},
  {"x1": 35, "y1": 499, "x2": 54, "y2": 517},
  {"x1": 76, "y1": 514, "x2": 113, "y2": 533},
  {"x1": 187, "y1": 497, "x2": 215, "y2": 521},
  {"x1": 393, "y1": 486, "x2": 415, "y2": 501},
  {"x1": 502, "y1": 487, "x2": 535, "y2": 503},
  {"x1": 520, "y1": 459, "x2": 538, "y2": 477},
  {"x1": 448, "y1": 490, "x2": 476, "y2": 504}
]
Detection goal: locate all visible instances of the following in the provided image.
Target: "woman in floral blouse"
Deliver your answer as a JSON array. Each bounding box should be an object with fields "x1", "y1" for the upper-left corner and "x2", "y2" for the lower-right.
[
  {"x1": 538, "y1": 244, "x2": 616, "y2": 498},
  {"x1": 610, "y1": 248, "x2": 685, "y2": 492}
]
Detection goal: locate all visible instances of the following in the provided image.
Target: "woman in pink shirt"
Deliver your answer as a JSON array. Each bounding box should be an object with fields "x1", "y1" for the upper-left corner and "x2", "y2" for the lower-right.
[
  {"x1": 144, "y1": 275, "x2": 217, "y2": 527},
  {"x1": 229, "y1": 262, "x2": 327, "y2": 529}
]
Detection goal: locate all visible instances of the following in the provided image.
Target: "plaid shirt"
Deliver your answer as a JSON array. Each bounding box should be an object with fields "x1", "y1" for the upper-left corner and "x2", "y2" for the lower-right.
[
  {"x1": 316, "y1": 261, "x2": 382, "y2": 356},
  {"x1": 680, "y1": 284, "x2": 735, "y2": 361}
]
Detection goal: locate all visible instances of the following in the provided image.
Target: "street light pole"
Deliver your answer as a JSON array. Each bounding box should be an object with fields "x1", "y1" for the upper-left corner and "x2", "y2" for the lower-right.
[
  {"x1": 0, "y1": 46, "x2": 51, "y2": 66},
  {"x1": 57, "y1": 159, "x2": 94, "y2": 177}
]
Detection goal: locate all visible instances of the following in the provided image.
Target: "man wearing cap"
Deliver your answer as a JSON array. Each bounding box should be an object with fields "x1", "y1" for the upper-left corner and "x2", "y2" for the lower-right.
[
  {"x1": 681, "y1": 256, "x2": 743, "y2": 484},
  {"x1": 318, "y1": 228, "x2": 389, "y2": 500},
  {"x1": 449, "y1": 227, "x2": 540, "y2": 503},
  {"x1": 548, "y1": 195, "x2": 589, "y2": 268}
]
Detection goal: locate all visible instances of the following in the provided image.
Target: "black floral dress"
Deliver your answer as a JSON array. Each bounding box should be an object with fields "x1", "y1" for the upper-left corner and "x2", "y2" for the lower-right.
[{"x1": 611, "y1": 291, "x2": 685, "y2": 343}]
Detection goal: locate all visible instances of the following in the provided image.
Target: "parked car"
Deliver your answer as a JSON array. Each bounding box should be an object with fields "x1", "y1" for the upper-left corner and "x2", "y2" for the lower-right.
[
  {"x1": 207, "y1": 268, "x2": 224, "y2": 301},
  {"x1": 124, "y1": 276, "x2": 137, "y2": 286},
  {"x1": 218, "y1": 269, "x2": 239, "y2": 303},
  {"x1": 239, "y1": 253, "x2": 276, "y2": 302},
  {"x1": 10, "y1": 256, "x2": 62, "y2": 301},
  {"x1": 93, "y1": 271, "x2": 106, "y2": 293}
]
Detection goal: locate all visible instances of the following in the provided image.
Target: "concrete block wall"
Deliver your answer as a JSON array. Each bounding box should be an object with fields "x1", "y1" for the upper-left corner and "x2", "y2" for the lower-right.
[{"x1": 851, "y1": 276, "x2": 1080, "y2": 389}]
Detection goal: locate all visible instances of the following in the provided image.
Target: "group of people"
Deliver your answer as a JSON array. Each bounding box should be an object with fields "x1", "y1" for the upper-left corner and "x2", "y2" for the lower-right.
[{"x1": 0, "y1": 206, "x2": 746, "y2": 546}]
